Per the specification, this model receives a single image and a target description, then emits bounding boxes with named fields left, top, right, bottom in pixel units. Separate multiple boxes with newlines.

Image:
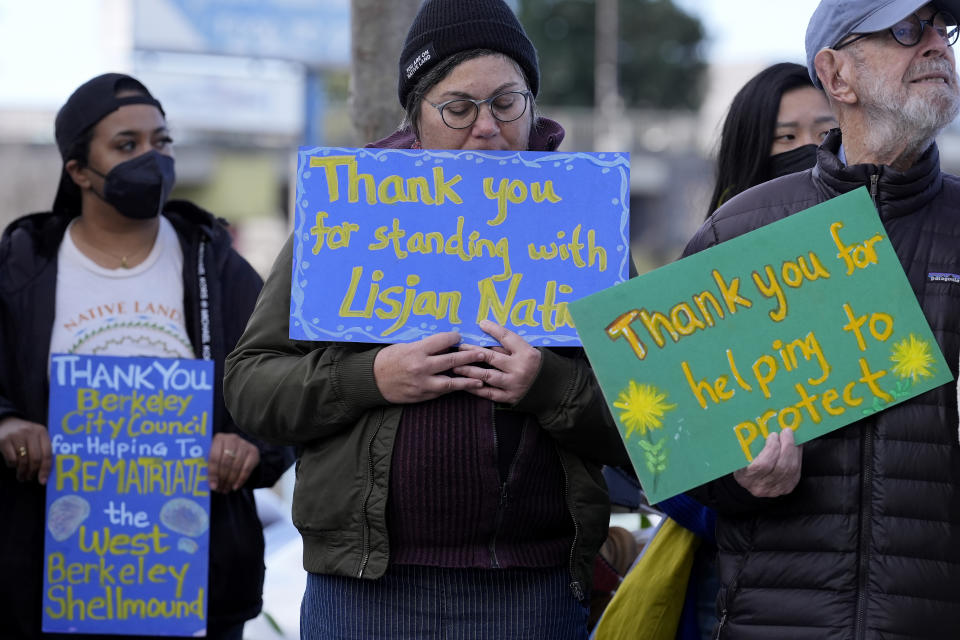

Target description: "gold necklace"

left=72, top=222, right=155, bottom=269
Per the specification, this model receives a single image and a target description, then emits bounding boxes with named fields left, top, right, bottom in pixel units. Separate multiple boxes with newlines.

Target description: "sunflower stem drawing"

left=613, top=381, right=677, bottom=490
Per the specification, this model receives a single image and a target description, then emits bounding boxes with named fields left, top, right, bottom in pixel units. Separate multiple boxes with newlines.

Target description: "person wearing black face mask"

left=84, top=148, right=176, bottom=220
left=706, top=62, right=837, bottom=217
left=0, top=73, right=295, bottom=639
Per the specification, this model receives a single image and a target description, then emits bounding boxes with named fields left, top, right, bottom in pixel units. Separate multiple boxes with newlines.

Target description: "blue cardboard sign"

left=290, top=147, right=631, bottom=345
left=42, top=354, right=214, bottom=637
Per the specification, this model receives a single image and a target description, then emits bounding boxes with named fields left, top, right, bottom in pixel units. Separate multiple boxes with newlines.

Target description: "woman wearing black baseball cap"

left=0, top=73, right=294, bottom=639
left=224, top=1, right=628, bottom=638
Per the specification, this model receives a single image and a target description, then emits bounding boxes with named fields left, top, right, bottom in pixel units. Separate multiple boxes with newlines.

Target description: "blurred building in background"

left=6, top=0, right=960, bottom=279
left=0, top=0, right=710, bottom=279
left=0, top=0, right=354, bottom=276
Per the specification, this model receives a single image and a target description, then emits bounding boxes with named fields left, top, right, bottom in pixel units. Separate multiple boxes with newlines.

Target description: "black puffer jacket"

left=684, top=129, right=960, bottom=639
left=0, top=201, right=295, bottom=638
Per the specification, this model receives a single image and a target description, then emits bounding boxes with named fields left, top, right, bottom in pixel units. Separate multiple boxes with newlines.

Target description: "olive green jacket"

left=223, top=234, right=629, bottom=599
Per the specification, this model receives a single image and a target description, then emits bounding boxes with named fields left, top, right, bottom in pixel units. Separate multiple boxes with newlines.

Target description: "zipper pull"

left=715, top=610, right=728, bottom=639
left=569, top=580, right=584, bottom=601
left=870, top=174, right=879, bottom=207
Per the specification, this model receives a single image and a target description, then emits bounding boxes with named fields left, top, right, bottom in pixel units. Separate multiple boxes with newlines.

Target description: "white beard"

left=855, top=56, right=960, bottom=158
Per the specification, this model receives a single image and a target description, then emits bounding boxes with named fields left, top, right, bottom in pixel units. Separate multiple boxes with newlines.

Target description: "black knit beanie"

left=398, top=0, right=540, bottom=108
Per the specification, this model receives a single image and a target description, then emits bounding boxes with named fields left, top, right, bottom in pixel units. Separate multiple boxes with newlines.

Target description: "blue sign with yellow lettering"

left=42, top=354, right=213, bottom=636
left=290, top=147, right=631, bottom=345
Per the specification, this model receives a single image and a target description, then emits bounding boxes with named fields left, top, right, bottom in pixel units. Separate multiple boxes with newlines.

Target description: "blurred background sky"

left=677, top=0, right=818, bottom=65
left=1, top=1, right=821, bottom=107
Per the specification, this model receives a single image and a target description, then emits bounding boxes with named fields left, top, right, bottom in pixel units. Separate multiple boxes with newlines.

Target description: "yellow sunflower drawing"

left=890, top=334, right=936, bottom=381
left=613, top=381, right=677, bottom=439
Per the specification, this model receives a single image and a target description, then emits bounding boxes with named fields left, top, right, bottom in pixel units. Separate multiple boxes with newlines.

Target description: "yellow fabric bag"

left=592, top=518, right=700, bottom=640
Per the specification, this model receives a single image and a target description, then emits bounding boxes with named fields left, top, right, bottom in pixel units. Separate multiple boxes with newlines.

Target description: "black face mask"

left=769, top=143, right=818, bottom=179
left=89, top=150, right=176, bottom=219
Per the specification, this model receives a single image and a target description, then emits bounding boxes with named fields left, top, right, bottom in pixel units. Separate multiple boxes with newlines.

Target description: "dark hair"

left=402, top=48, right=537, bottom=141
left=707, top=62, right=814, bottom=217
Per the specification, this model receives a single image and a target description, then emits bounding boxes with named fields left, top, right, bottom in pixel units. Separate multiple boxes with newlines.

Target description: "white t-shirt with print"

left=50, top=216, right=195, bottom=359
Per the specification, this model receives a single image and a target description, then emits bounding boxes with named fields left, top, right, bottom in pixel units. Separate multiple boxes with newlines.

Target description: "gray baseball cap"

left=805, top=0, right=960, bottom=87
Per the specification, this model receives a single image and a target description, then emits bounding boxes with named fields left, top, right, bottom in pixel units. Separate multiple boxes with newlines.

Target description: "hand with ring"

left=0, top=416, right=53, bottom=484
left=208, top=433, right=260, bottom=493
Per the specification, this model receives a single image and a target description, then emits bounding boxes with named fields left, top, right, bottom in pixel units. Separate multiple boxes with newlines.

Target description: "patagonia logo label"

left=928, top=272, right=960, bottom=284
left=405, top=45, right=434, bottom=80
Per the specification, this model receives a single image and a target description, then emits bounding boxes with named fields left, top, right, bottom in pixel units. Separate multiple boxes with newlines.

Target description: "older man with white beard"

left=682, top=1, right=960, bottom=638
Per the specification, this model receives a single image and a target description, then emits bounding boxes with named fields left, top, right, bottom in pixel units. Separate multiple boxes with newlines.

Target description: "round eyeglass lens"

left=490, top=92, right=528, bottom=122
left=441, top=101, right=478, bottom=128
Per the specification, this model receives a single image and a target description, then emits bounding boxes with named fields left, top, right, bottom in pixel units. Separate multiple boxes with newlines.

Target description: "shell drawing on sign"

left=47, top=495, right=91, bottom=542
left=159, top=498, right=209, bottom=537
left=178, top=537, right=199, bottom=554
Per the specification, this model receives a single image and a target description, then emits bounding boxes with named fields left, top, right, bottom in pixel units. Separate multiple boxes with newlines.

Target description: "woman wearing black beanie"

left=223, top=1, right=628, bottom=638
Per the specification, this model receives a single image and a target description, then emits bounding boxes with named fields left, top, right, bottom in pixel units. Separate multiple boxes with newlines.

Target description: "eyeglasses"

left=427, top=90, right=532, bottom=130
left=834, top=10, right=959, bottom=50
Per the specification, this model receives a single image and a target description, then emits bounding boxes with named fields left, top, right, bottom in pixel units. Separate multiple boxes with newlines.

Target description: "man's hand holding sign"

left=733, top=428, right=802, bottom=498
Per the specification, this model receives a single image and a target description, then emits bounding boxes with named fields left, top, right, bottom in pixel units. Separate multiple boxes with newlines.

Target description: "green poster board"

left=570, top=188, right=953, bottom=503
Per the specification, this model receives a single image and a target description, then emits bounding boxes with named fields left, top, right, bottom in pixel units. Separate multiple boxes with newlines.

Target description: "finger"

left=15, top=442, right=31, bottom=481
left=477, top=320, right=523, bottom=352
left=37, top=431, right=53, bottom=486
left=26, top=429, right=46, bottom=482
left=779, top=426, right=797, bottom=448
left=422, top=374, right=483, bottom=396
left=464, top=384, right=511, bottom=404
left=453, top=365, right=509, bottom=388
left=207, top=439, right=225, bottom=492
left=0, top=439, right=16, bottom=468
left=233, top=448, right=259, bottom=491
left=430, top=347, right=490, bottom=373
left=219, top=446, right=243, bottom=492
left=746, top=432, right=782, bottom=477
left=777, top=429, right=803, bottom=476
left=458, top=344, right=512, bottom=370
left=458, top=343, right=510, bottom=357
left=417, top=331, right=463, bottom=355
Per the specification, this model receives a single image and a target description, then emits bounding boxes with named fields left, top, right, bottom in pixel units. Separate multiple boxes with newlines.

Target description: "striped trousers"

left=301, top=565, right=588, bottom=640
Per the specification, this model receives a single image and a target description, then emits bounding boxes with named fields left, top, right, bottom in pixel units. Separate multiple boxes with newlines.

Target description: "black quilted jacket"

left=684, top=129, right=960, bottom=640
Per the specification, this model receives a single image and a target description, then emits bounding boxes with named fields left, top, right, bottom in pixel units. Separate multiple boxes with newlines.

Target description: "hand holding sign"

left=733, top=429, right=803, bottom=498
left=0, top=416, right=52, bottom=484
left=208, top=433, right=260, bottom=493
left=455, top=319, right=542, bottom=404
left=373, top=332, right=486, bottom=403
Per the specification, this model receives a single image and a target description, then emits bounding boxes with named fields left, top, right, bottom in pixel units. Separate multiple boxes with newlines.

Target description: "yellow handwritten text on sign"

left=292, top=148, right=630, bottom=344
left=569, top=188, right=953, bottom=503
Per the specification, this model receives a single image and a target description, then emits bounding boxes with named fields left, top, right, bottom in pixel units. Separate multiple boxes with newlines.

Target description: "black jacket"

left=684, top=130, right=960, bottom=639
left=0, top=201, right=295, bottom=638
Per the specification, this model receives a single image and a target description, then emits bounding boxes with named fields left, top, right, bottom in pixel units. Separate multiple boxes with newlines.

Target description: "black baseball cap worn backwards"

left=52, top=73, right=164, bottom=213
left=398, top=0, right=540, bottom=108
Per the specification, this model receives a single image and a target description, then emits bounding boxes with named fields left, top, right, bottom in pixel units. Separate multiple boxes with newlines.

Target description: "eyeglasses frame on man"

left=833, top=9, right=959, bottom=51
